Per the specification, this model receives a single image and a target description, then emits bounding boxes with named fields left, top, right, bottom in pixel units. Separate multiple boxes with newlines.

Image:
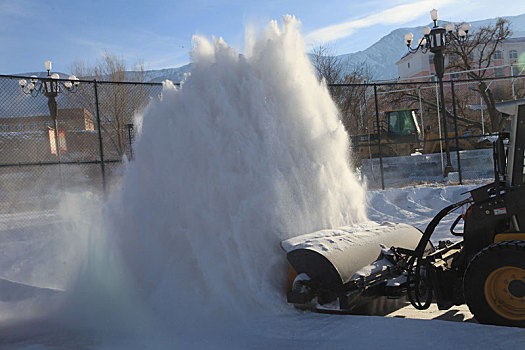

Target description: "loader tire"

left=464, top=240, right=525, bottom=327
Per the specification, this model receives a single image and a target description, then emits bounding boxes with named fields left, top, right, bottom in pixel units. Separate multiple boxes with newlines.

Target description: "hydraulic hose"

left=407, top=202, right=465, bottom=310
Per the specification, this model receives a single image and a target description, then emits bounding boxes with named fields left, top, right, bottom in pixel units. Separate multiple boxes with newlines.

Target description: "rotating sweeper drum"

left=281, top=222, right=424, bottom=315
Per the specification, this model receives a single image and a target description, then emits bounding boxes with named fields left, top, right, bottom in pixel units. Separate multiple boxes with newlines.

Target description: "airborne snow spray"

left=61, top=15, right=367, bottom=345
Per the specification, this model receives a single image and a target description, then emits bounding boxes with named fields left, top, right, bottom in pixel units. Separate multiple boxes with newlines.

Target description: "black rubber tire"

left=464, top=240, right=525, bottom=327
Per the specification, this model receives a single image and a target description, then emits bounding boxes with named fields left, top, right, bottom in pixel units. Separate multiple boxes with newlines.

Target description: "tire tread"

left=464, top=240, right=525, bottom=327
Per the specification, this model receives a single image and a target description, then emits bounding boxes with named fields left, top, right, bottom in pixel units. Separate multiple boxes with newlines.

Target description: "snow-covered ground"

left=1, top=16, right=525, bottom=349
left=2, top=185, right=525, bottom=349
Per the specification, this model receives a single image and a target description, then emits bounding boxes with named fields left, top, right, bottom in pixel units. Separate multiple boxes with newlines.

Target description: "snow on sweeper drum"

left=281, top=222, right=423, bottom=314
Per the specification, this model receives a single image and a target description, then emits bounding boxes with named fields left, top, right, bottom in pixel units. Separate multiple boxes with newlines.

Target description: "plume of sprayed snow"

left=113, top=14, right=366, bottom=326
left=55, top=192, right=153, bottom=332
left=57, top=15, right=367, bottom=339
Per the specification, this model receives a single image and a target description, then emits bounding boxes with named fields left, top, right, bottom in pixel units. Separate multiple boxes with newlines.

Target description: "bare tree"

left=334, top=65, right=374, bottom=135
left=311, top=45, right=373, bottom=135
left=386, top=19, right=512, bottom=134
left=311, top=45, right=345, bottom=86
left=445, top=18, right=512, bottom=132
left=70, top=52, right=150, bottom=157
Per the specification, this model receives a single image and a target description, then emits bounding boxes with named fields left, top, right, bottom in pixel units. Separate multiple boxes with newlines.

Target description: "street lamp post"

left=404, top=9, right=470, bottom=177
left=18, top=61, right=79, bottom=161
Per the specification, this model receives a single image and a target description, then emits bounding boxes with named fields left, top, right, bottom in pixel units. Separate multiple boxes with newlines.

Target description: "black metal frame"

left=404, top=16, right=470, bottom=176
left=5, top=71, right=166, bottom=191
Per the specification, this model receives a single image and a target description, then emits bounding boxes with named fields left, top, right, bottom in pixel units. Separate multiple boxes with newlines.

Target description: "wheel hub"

left=485, top=266, right=525, bottom=321
left=509, top=280, right=525, bottom=298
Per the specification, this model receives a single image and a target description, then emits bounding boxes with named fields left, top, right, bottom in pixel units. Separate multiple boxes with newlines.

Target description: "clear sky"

left=1, top=0, right=525, bottom=74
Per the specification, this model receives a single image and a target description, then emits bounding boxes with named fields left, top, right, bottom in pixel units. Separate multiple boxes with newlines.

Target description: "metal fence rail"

left=329, top=73, right=525, bottom=189
left=0, top=72, right=523, bottom=223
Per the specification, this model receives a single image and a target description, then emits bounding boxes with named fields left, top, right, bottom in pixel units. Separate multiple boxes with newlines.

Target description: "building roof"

left=502, top=37, right=525, bottom=44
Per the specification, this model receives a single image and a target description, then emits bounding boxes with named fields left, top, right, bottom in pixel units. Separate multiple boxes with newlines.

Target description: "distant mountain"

left=133, top=13, right=525, bottom=83
left=337, top=27, right=409, bottom=81
left=140, top=64, right=192, bottom=83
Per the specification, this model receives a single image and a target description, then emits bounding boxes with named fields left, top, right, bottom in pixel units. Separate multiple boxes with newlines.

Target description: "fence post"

left=126, top=123, right=134, bottom=160
left=373, top=84, right=385, bottom=190
left=450, top=80, right=463, bottom=184
left=93, top=80, right=106, bottom=193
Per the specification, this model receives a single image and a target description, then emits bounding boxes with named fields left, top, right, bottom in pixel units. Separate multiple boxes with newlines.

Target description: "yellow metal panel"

left=494, top=233, right=525, bottom=243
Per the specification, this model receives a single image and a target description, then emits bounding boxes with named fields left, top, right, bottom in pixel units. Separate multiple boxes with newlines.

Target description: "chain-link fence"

left=0, top=74, right=163, bottom=221
left=1, top=72, right=524, bottom=225
left=330, top=73, right=525, bottom=189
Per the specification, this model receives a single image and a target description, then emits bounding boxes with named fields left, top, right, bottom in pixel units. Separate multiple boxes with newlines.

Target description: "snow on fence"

left=360, top=148, right=494, bottom=189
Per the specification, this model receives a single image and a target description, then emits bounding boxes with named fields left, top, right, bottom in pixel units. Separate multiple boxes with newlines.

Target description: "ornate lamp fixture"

left=404, top=9, right=470, bottom=177
left=18, top=61, right=80, bottom=118
left=18, top=61, right=80, bottom=159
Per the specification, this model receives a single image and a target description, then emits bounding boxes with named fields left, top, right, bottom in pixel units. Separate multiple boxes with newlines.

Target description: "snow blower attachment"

left=281, top=222, right=424, bottom=315
left=282, top=99, right=525, bottom=327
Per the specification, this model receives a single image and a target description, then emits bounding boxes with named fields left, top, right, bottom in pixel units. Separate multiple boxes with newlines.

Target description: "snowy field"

left=1, top=16, right=525, bottom=349
left=2, top=185, right=525, bottom=349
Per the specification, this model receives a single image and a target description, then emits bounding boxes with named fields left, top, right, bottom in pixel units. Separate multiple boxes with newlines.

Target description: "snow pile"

left=64, top=15, right=366, bottom=339
left=367, top=185, right=475, bottom=242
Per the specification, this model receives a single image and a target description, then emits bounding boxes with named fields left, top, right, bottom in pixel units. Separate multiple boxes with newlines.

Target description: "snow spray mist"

left=64, top=15, right=367, bottom=341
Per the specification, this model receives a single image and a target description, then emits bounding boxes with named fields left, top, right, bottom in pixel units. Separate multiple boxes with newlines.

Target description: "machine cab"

left=386, top=109, right=421, bottom=138
left=495, top=99, right=525, bottom=187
